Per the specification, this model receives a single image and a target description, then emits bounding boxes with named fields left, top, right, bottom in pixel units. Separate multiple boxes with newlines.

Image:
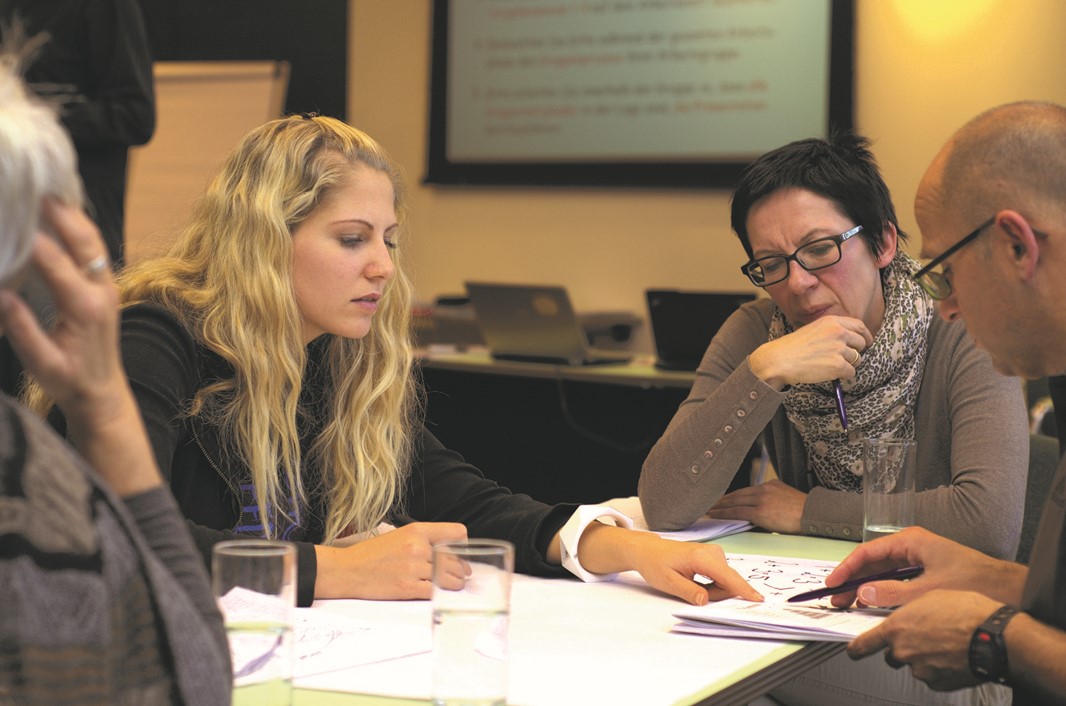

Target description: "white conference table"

left=258, top=531, right=856, bottom=706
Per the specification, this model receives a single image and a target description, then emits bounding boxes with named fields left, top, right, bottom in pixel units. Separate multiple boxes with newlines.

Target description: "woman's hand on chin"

left=749, top=315, right=872, bottom=390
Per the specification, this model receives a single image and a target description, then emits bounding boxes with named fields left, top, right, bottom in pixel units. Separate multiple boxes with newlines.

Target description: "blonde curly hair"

left=118, top=115, right=416, bottom=542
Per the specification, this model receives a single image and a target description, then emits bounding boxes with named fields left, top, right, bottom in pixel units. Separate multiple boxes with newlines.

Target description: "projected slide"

left=427, top=0, right=852, bottom=187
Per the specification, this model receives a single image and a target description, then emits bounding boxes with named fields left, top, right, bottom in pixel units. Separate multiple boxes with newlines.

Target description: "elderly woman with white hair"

left=0, top=39, right=230, bottom=705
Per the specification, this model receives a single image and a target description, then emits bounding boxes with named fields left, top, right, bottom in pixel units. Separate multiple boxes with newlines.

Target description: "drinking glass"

left=212, top=540, right=296, bottom=706
left=862, top=438, right=917, bottom=542
left=431, top=539, right=514, bottom=706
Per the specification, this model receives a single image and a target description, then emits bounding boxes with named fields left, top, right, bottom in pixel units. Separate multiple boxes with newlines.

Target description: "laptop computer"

left=465, top=282, right=632, bottom=366
left=646, top=289, right=757, bottom=371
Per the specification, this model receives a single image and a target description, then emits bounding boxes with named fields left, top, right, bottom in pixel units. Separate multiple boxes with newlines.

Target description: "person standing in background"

left=0, top=0, right=155, bottom=397
left=0, top=0, right=155, bottom=267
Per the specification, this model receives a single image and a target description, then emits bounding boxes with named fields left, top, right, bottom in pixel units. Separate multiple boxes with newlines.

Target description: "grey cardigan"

left=0, top=396, right=231, bottom=705
left=638, top=299, right=1028, bottom=559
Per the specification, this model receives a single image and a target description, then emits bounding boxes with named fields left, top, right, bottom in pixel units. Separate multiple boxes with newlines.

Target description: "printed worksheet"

left=723, top=553, right=836, bottom=599
left=674, top=554, right=890, bottom=642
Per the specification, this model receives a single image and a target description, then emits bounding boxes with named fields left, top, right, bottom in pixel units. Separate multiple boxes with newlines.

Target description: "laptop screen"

left=466, top=282, right=630, bottom=366
left=646, top=290, right=757, bottom=371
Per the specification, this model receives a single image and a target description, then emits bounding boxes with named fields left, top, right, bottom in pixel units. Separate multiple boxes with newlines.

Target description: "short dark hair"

left=729, top=133, right=906, bottom=260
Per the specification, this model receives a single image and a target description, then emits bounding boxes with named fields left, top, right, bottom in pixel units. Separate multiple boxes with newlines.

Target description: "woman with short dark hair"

left=641, top=133, right=1027, bottom=560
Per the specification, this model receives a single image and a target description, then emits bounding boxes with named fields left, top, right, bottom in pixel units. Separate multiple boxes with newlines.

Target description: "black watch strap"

left=969, top=604, right=1020, bottom=684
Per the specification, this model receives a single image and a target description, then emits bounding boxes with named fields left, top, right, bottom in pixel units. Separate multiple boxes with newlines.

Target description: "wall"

left=349, top=0, right=1066, bottom=352
left=126, top=62, right=289, bottom=262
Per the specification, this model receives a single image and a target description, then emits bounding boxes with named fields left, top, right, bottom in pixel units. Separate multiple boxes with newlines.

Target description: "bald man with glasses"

left=827, top=101, right=1066, bottom=705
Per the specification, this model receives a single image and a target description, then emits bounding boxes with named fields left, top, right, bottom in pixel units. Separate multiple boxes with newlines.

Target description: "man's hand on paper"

left=823, top=527, right=1025, bottom=610
left=819, top=527, right=1035, bottom=690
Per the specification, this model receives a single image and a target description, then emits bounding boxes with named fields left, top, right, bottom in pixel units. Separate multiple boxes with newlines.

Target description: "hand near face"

left=847, top=589, right=1002, bottom=691
left=0, top=201, right=169, bottom=497
left=0, top=201, right=123, bottom=425
left=706, top=479, right=806, bottom=534
left=748, top=315, right=873, bottom=391
left=313, top=522, right=468, bottom=600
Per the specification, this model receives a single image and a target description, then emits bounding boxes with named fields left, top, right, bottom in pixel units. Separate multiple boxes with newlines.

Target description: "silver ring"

left=84, top=255, right=109, bottom=278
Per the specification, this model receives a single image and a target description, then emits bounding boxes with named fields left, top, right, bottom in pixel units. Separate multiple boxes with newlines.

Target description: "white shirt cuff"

left=558, top=504, right=635, bottom=582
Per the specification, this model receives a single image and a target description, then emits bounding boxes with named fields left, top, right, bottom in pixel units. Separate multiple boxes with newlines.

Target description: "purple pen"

left=833, top=379, right=848, bottom=431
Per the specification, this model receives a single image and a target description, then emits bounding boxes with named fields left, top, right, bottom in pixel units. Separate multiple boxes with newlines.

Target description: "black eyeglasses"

left=912, top=217, right=995, bottom=300
left=740, top=225, right=863, bottom=287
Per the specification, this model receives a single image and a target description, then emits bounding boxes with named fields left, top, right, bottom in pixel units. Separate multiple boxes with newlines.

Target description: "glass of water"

left=431, top=539, right=515, bottom=706
left=212, top=540, right=297, bottom=706
left=862, top=438, right=917, bottom=542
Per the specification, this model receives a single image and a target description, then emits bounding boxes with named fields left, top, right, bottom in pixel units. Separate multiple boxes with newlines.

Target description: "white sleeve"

left=557, top=504, right=635, bottom=582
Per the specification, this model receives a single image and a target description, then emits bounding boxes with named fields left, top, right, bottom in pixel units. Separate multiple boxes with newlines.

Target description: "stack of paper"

left=604, top=496, right=752, bottom=541
left=674, top=598, right=890, bottom=642
left=670, top=553, right=891, bottom=642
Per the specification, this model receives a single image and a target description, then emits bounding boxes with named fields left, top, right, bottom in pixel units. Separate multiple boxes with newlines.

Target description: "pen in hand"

left=787, top=565, right=924, bottom=603
left=833, top=379, right=848, bottom=431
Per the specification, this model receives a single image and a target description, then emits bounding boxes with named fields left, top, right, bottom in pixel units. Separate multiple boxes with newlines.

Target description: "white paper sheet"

left=292, top=608, right=431, bottom=679
left=720, top=553, right=837, bottom=599
left=675, top=597, right=889, bottom=642
left=605, top=495, right=752, bottom=541
left=674, top=554, right=890, bottom=642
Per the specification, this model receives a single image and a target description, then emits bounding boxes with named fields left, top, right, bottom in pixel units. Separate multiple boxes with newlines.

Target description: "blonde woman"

left=39, top=114, right=762, bottom=607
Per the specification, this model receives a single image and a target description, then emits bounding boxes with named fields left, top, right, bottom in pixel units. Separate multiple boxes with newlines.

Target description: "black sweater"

left=55, top=303, right=574, bottom=606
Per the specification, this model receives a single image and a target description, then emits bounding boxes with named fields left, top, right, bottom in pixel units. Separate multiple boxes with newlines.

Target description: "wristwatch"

left=969, top=604, right=1020, bottom=684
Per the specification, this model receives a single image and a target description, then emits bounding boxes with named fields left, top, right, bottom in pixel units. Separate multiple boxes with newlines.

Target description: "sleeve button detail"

left=703, top=450, right=713, bottom=458
left=691, top=465, right=699, bottom=474
left=842, top=528, right=851, bottom=536
left=736, top=409, right=746, bottom=418
left=749, top=391, right=758, bottom=400
left=714, top=438, right=723, bottom=447
left=724, top=425, right=733, bottom=433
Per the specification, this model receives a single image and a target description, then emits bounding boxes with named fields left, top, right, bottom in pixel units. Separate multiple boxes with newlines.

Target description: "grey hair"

left=0, top=37, right=84, bottom=287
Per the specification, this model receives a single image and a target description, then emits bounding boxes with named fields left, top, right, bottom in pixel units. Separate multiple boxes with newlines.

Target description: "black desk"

left=418, top=351, right=752, bottom=505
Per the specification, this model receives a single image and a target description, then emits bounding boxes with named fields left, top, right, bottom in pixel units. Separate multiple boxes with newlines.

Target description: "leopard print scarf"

left=768, top=251, right=934, bottom=492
